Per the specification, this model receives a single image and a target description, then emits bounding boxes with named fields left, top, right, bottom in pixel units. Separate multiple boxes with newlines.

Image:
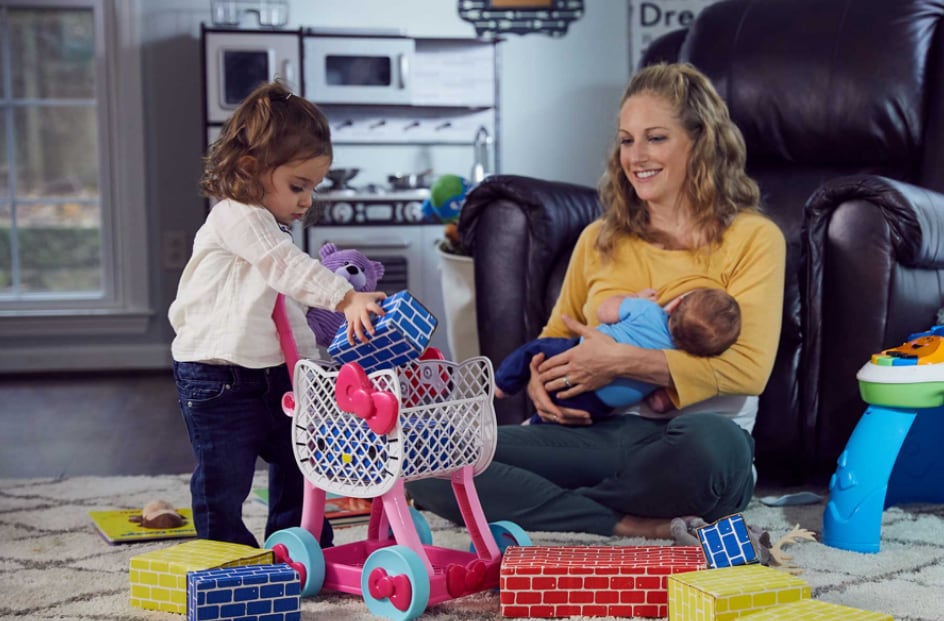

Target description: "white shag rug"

left=1, top=472, right=943, bottom=621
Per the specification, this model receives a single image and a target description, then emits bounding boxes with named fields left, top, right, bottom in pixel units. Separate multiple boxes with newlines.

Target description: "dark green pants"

left=406, top=413, right=755, bottom=536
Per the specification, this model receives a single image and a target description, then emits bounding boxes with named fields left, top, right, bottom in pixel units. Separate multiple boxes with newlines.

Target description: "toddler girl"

left=169, top=80, right=385, bottom=548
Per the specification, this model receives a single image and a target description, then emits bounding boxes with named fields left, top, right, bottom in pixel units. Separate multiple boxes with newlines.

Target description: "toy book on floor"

left=89, top=507, right=196, bottom=544
left=252, top=487, right=372, bottom=527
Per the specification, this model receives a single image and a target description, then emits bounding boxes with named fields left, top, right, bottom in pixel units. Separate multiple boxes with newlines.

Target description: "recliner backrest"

left=679, top=0, right=944, bottom=192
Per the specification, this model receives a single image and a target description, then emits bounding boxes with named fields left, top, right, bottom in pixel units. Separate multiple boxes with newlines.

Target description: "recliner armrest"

left=461, top=175, right=604, bottom=266
left=459, top=175, right=603, bottom=333
left=458, top=175, right=602, bottom=424
left=802, top=175, right=944, bottom=466
left=806, top=175, right=944, bottom=268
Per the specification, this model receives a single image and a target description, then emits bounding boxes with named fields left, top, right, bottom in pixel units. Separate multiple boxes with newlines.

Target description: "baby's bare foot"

left=645, top=389, right=675, bottom=413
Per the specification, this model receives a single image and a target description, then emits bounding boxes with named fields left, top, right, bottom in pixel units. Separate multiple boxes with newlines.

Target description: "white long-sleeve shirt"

left=169, top=199, right=353, bottom=368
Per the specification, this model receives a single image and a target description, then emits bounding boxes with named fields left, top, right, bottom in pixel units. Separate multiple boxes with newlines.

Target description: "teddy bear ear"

left=319, top=242, right=337, bottom=260
left=371, top=259, right=385, bottom=281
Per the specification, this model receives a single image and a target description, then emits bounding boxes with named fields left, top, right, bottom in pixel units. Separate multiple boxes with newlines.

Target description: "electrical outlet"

left=162, top=230, right=190, bottom=270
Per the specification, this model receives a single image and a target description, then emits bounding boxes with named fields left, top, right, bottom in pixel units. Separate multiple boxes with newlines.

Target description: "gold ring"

left=563, top=376, right=572, bottom=389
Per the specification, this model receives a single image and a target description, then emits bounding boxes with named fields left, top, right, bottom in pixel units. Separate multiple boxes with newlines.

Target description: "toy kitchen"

left=201, top=21, right=500, bottom=359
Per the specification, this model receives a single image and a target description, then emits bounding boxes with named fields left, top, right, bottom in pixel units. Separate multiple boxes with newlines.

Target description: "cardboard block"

left=187, top=564, right=301, bottom=621
left=739, top=598, right=893, bottom=620
left=668, top=564, right=810, bottom=621
left=696, top=513, right=758, bottom=568
left=500, top=545, right=705, bottom=618
left=329, top=290, right=438, bottom=373
left=130, top=539, right=273, bottom=614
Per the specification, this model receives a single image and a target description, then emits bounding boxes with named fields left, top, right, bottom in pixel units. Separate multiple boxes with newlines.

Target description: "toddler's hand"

left=338, top=290, right=386, bottom=345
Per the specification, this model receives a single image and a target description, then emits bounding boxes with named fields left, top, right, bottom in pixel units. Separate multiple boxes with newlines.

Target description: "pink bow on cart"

left=335, top=363, right=399, bottom=435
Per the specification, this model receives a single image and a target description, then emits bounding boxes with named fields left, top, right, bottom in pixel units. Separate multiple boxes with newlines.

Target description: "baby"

left=494, top=287, right=741, bottom=423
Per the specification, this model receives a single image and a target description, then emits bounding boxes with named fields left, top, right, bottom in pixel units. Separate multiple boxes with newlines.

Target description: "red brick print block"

left=499, top=546, right=706, bottom=618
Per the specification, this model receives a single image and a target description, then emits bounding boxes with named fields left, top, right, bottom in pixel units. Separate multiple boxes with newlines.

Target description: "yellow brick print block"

left=129, top=539, right=273, bottom=613
left=739, top=598, right=894, bottom=620
left=668, top=564, right=810, bottom=621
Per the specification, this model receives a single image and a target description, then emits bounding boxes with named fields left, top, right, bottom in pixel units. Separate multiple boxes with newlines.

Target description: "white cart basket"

left=289, top=356, right=498, bottom=499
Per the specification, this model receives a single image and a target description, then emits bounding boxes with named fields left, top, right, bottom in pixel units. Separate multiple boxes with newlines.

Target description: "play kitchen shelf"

left=308, top=34, right=499, bottom=148
left=202, top=25, right=501, bottom=147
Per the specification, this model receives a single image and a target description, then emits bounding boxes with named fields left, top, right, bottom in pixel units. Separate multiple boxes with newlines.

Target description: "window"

left=0, top=0, right=149, bottom=334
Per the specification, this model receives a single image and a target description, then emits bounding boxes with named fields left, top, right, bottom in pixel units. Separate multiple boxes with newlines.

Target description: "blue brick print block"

left=328, top=290, right=438, bottom=373
left=696, top=513, right=757, bottom=569
left=188, top=564, right=300, bottom=621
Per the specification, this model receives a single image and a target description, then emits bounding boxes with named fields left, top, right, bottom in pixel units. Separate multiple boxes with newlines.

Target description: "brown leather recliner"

left=458, top=0, right=944, bottom=483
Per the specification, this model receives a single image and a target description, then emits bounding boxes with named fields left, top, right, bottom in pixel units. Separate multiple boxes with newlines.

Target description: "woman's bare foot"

left=614, top=514, right=706, bottom=543
left=613, top=515, right=675, bottom=540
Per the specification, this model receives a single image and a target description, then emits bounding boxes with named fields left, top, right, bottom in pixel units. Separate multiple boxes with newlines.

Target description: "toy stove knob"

left=330, top=202, right=355, bottom=224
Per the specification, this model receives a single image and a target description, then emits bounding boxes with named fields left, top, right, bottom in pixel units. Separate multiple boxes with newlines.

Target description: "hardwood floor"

left=0, top=370, right=195, bottom=478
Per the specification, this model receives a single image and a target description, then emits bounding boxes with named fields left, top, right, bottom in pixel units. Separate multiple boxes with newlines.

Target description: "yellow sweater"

left=540, top=212, right=786, bottom=408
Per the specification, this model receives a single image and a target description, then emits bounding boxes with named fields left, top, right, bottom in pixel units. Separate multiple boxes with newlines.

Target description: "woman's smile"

left=634, top=168, right=661, bottom=180
left=619, top=92, right=692, bottom=211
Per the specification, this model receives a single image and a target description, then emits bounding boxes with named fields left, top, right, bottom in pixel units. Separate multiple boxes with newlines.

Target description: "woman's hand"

left=543, top=314, right=674, bottom=394
left=337, top=290, right=387, bottom=344
left=525, top=353, right=592, bottom=425
left=537, top=315, right=621, bottom=397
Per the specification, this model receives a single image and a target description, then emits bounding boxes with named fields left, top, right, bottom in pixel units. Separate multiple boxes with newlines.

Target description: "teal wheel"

left=389, top=506, right=433, bottom=545
left=361, top=545, right=430, bottom=621
left=473, top=520, right=532, bottom=554
left=264, top=526, right=325, bottom=597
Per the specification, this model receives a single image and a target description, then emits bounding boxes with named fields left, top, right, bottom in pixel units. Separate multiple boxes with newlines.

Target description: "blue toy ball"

left=428, top=174, right=468, bottom=224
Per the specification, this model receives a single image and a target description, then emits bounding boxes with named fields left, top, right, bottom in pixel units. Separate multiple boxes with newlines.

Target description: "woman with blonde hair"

left=409, top=62, right=785, bottom=540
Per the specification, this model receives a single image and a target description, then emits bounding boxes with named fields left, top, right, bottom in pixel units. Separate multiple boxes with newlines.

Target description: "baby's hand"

left=597, top=294, right=630, bottom=324
left=337, top=290, right=386, bottom=345
left=637, top=288, right=658, bottom=301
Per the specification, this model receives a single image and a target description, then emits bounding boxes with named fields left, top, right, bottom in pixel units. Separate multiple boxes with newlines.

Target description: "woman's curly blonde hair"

left=200, top=80, right=332, bottom=204
left=596, top=63, right=759, bottom=257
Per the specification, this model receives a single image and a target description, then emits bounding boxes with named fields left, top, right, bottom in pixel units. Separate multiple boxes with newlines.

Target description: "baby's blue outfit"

left=495, top=297, right=674, bottom=418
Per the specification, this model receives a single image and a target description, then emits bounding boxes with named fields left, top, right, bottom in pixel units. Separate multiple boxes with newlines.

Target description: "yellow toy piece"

left=871, top=333, right=944, bottom=366
left=129, top=539, right=273, bottom=613
left=668, top=564, right=810, bottom=621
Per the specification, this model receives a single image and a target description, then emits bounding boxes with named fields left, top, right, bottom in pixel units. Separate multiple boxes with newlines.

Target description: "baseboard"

left=0, top=343, right=173, bottom=373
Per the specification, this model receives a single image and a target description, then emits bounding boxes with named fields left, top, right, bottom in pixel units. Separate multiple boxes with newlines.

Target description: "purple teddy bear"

left=306, top=242, right=385, bottom=347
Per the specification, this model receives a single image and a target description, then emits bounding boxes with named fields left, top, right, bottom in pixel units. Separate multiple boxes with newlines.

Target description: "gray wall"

left=4, top=0, right=632, bottom=371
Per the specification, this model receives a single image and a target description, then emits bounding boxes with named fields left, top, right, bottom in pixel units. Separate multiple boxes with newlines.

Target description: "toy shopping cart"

left=267, top=295, right=531, bottom=621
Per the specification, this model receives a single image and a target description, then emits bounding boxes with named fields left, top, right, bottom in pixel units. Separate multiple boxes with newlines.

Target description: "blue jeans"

left=174, top=361, right=333, bottom=548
